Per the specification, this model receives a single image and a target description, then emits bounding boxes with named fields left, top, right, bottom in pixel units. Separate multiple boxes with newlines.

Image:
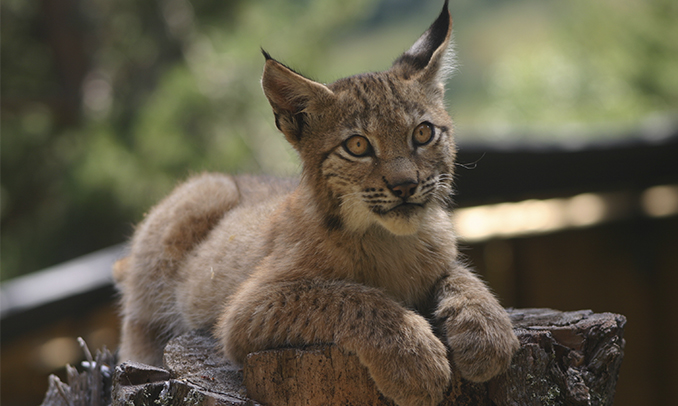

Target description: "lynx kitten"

left=114, top=2, right=519, bottom=405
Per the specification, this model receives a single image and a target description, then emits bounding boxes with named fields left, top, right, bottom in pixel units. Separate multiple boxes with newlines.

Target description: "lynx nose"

left=389, top=181, right=418, bottom=200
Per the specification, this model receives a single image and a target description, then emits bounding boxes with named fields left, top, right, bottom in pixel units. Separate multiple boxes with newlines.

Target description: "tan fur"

left=115, top=3, right=519, bottom=405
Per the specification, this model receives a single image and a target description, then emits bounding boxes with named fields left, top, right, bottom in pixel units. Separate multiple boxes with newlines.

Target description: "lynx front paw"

left=446, top=306, right=519, bottom=383
left=354, top=313, right=451, bottom=406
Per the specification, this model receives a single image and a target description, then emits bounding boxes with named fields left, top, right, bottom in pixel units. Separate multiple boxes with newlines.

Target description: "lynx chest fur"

left=115, top=2, right=518, bottom=406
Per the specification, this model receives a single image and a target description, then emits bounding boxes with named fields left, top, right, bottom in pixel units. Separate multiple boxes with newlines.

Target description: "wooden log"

left=112, top=334, right=255, bottom=406
left=105, top=308, right=625, bottom=406
left=486, top=309, right=626, bottom=406
left=244, top=345, right=393, bottom=405
left=244, top=308, right=627, bottom=406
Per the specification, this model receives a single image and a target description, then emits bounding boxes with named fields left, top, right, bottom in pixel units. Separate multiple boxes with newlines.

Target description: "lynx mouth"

left=376, top=202, right=424, bottom=216
left=371, top=202, right=426, bottom=236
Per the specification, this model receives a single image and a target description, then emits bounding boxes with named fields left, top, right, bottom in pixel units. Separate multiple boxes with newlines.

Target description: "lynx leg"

left=215, top=278, right=451, bottom=406
left=434, top=264, right=519, bottom=382
left=160, top=173, right=241, bottom=260
left=117, top=173, right=241, bottom=365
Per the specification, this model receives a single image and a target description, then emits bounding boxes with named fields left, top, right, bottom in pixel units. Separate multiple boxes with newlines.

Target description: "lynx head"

left=262, top=1, right=457, bottom=236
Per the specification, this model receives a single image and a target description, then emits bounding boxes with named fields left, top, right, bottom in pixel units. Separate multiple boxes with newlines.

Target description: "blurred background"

left=1, top=0, right=677, bottom=404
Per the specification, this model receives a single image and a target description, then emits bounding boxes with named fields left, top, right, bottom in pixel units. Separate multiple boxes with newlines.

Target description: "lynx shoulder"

left=115, top=2, right=518, bottom=405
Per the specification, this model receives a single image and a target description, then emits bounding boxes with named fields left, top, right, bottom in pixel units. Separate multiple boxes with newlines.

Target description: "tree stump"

left=107, top=308, right=625, bottom=406
left=112, top=333, right=254, bottom=406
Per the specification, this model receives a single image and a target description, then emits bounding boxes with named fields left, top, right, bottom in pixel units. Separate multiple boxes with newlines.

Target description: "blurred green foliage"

left=460, top=0, right=678, bottom=139
left=1, top=0, right=676, bottom=280
left=1, top=0, right=378, bottom=279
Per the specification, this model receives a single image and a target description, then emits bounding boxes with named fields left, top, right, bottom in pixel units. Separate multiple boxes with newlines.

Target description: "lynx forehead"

left=115, top=2, right=519, bottom=406
left=329, top=72, right=450, bottom=135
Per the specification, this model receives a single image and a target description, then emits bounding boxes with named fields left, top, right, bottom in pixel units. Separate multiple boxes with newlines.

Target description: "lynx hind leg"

left=216, top=278, right=451, bottom=406
left=160, top=173, right=241, bottom=260
left=117, top=173, right=240, bottom=365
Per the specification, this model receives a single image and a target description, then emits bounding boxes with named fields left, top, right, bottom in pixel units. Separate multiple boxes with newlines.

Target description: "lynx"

left=114, top=2, right=519, bottom=405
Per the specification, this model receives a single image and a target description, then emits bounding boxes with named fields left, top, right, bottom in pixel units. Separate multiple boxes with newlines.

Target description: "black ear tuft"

left=261, top=48, right=273, bottom=61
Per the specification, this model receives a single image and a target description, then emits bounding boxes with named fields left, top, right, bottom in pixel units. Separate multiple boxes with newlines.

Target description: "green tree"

left=1, top=0, right=377, bottom=280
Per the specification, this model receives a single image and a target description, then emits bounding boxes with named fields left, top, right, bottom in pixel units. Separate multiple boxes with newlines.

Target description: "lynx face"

left=319, top=73, right=457, bottom=235
left=262, top=6, right=457, bottom=236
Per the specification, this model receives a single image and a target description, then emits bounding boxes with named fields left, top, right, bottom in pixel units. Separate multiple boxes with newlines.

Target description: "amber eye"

left=413, top=122, right=434, bottom=146
left=343, top=135, right=371, bottom=157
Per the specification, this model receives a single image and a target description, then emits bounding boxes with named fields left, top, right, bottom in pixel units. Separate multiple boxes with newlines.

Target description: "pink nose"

left=389, top=182, right=418, bottom=200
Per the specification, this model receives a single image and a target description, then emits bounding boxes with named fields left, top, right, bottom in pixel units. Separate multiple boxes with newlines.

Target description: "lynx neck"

left=274, top=185, right=458, bottom=307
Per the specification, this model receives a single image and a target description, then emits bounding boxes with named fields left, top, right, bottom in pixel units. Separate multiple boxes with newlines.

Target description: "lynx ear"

left=261, top=51, right=334, bottom=147
left=391, top=0, right=454, bottom=99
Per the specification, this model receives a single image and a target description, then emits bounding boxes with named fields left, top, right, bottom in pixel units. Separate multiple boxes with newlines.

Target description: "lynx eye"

left=343, top=135, right=371, bottom=157
left=413, top=122, right=434, bottom=146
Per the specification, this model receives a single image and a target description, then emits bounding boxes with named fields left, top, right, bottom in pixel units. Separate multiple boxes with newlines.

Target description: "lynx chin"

left=114, top=1, right=519, bottom=405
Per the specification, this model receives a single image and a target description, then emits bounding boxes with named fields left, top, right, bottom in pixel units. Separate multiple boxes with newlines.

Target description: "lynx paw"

left=358, top=313, right=451, bottom=406
left=446, top=306, right=519, bottom=382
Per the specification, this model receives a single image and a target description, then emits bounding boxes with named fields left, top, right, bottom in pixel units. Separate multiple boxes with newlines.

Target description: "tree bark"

left=47, top=308, right=623, bottom=406
left=112, top=334, right=254, bottom=406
